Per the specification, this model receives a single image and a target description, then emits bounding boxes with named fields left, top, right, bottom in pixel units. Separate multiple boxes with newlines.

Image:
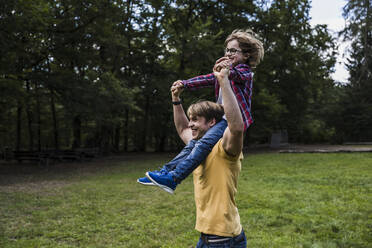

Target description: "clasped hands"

left=171, top=57, right=231, bottom=97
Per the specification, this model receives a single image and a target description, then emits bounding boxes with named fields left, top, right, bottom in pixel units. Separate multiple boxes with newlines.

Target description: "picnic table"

left=12, top=148, right=100, bottom=165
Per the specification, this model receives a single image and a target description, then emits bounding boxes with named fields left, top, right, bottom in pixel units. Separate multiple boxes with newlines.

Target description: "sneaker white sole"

left=136, top=179, right=155, bottom=186
left=145, top=172, right=174, bottom=194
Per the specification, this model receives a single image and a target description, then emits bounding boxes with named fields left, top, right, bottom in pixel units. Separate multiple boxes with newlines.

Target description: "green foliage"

left=0, top=0, right=361, bottom=152
left=250, top=88, right=287, bottom=142
left=0, top=152, right=371, bottom=247
left=253, top=0, right=337, bottom=143
left=337, top=0, right=372, bottom=141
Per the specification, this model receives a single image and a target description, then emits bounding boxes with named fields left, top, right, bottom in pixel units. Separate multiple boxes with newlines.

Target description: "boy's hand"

left=171, top=80, right=184, bottom=100
left=213, top=57, right=231, bottom=72
left=172, top=80, right=184, bottom=89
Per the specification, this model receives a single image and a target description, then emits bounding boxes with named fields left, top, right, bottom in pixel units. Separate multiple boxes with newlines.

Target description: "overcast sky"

left=309, top=0, right=349, bottom=83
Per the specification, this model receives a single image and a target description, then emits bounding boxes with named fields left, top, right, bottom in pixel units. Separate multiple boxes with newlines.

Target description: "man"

left=148, top=62, right=247, bottom=247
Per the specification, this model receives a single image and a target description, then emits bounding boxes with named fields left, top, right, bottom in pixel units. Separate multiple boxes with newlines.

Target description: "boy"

left=138, top=29, right=264, bottom=194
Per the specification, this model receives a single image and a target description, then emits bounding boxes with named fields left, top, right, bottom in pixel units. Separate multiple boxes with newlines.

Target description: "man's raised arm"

left=213, top=64, right=244, bottom=156
left=171, top=81, right=192, bottom=145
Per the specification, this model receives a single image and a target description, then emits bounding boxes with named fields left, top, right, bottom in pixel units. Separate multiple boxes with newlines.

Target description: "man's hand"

left=171, top=80, right=184, bottom=100
left=213, top=60, right=230, bottom=85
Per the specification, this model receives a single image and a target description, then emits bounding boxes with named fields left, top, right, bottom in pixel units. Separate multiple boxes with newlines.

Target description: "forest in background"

left=0, top=0, right=371, bottom=153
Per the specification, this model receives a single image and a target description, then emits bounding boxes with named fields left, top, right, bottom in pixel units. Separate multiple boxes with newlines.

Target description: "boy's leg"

left=137, top=140, right=196, bottom=185
left=146, top=119, right=227, bottom=193
left=161, top=139, right=197, bottom=172
left=170, top=119, right=227, bottom=182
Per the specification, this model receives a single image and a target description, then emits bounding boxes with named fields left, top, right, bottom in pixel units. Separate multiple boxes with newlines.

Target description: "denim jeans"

left=161, top=139, right=197, bottom=172
left=196, top=230, right=247, bottom=248
left=163, top=119, right=227, bottom=183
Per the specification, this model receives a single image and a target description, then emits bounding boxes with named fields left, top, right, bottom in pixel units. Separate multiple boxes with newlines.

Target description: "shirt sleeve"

left=228, top=64, right=252, bottom=86
left=218, top=139, right=244, bottom=162
left=182, top=73, right=216, bottom=90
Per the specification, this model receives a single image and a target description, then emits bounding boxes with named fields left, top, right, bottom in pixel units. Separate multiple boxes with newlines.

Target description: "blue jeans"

left=161, top=119, right=228, bottom=183
left=196, top=230, right=247, bottom=248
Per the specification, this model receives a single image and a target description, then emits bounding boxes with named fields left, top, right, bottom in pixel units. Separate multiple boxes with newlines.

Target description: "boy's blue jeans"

left=162, top=119, right=228, bottom=183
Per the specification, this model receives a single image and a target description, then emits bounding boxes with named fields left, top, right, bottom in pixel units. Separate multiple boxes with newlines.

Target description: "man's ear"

left=208, top=118, right=217, bottom=128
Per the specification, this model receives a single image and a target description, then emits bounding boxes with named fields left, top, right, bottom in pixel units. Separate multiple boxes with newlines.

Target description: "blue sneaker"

left=137, top=176, right=155, bottom=186
left=153, top=168, right=168, bottom=175
left=137, top=168, right=168, bottom=186
left=146, top=171, right=177, bottom=194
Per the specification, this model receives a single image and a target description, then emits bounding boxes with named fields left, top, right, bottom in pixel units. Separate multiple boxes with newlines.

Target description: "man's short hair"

left=225, top=29, right=264, bottom=68
left=187, top=101, right=224, bottom=123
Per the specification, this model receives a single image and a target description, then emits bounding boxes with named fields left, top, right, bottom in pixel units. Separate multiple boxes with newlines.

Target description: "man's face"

left=188, top=115, right=214, bottom=140
left=225, top=39, right=249, bottom=66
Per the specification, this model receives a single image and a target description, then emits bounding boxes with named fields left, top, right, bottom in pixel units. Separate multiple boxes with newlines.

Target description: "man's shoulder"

left=208, top=138, right=242, bottom=162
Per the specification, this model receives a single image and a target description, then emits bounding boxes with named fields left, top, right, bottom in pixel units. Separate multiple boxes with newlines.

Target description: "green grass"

left=0, top=152, right=371, bottom=247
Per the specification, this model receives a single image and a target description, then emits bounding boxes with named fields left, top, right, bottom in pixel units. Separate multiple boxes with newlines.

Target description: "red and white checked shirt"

left=182, top=64, right=253, bottom=130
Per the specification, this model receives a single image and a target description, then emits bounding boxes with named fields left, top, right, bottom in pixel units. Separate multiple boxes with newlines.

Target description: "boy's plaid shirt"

left=182, top=64, right=253, bottom=131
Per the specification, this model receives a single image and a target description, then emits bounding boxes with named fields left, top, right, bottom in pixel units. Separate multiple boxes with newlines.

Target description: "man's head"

left=187, top=101, right=224, bottom=140
left=224, top=29, right=264, bottom=68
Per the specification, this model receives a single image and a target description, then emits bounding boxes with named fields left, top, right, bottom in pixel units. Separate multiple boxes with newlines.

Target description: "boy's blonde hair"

left=225, top=29, right=264, bottom=68
left=187, top=101, right=224, bottom=123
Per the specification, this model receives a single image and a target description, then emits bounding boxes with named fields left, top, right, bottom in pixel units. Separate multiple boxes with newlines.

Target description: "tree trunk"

left=123, top=108, right=129, bottom=152
left=155, top=113, right=171, bottom=152
left=25, top=81, right=34, bottom=151
left=156, top=133, right=167, bottom=152
left=100, top=124, right=110, bottom=155
left=16, top=101, right=22, bottom=151
left=140, top=95, right=150, bottom=151
left=114, top=123, right=120, bottom=152
left=50, top=89, right=59, bottom=150
left=35, top=83, right=42, bottom=152
left=72, top=115, right=81, bottom=149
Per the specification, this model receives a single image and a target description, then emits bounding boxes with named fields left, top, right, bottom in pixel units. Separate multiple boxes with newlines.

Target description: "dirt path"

left=277, top=144, right=372, bottom=153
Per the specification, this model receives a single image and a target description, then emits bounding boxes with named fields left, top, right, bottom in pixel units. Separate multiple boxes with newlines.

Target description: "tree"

left=338, top=0, right=372, bottom=141
left=0, top=0, right=52, bottom=151
left=252, top=0, right=337, bottom=143
left=0, top=0, right=349, bottom=154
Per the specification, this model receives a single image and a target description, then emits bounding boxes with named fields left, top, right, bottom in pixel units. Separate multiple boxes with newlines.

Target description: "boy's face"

left=188, top=115, right=215, bottom=140
left=225, top=39, right=249, bottom=66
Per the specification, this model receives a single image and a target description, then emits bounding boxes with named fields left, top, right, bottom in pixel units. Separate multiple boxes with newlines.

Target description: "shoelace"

left=153, top=169, right=167, bottom=175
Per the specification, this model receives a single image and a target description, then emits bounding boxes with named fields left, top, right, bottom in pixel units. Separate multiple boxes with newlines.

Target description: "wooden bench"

left=49, top=150, right=82, bottom=162
left=13, top=151, right=48, bottom=164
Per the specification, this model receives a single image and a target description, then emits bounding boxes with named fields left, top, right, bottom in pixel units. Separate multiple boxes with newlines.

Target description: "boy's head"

left=187, top=101, right=224, bottom=140
left=224, top=29, right=264, bottom=68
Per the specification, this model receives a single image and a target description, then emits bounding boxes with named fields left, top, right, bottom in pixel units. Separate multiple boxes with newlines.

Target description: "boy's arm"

left=171, top=82, right=192, bottom=145
left=213, top=65, right=244, bottom=156
left=215, top=58, right=253, bottom=86
left=181, top=73, right=216, bottom=90
left=228, top=64, right=253, bottom=85
left=181, top=60, right=252, bottom=90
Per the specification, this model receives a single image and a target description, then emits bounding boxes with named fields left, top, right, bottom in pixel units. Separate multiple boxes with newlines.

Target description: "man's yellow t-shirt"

left=193, top=139, right=243, bottom=237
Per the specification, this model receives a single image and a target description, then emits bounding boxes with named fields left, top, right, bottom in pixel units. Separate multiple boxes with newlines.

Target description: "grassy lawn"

left=0, top=152, right=371, bottom=248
